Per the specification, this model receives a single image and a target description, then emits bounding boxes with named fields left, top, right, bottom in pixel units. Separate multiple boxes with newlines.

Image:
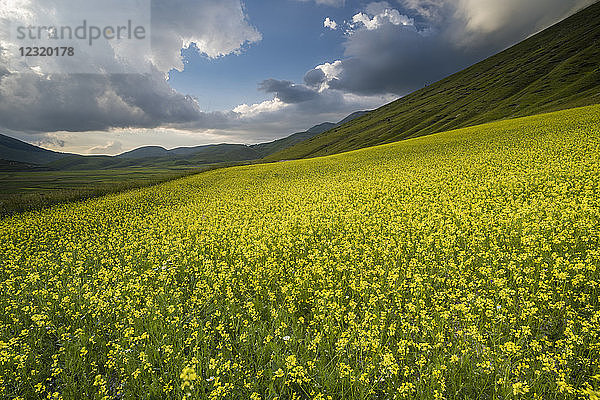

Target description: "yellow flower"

left=582, top=385, right=600, bottom=400
left=180, top=366, right=197, bottom=382
left=513, top=382, right=530, bottom=396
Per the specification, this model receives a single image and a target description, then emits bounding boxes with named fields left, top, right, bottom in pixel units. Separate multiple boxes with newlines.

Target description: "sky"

left=0, top=0, right=595, bottom=155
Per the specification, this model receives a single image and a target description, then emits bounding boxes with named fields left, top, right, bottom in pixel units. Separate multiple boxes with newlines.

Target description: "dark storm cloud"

left=325, top=24, right=469, bottom=95
left=303, top=68, right=326, bottom=87
left=259, top=79, right=319, bottom=103
left=0, top=70, right=233, bottom=132
left=302, top=0, right=596, bottom=97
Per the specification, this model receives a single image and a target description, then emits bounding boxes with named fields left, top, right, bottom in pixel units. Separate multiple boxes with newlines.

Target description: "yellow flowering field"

left=1, top=105, right=599, bottom=399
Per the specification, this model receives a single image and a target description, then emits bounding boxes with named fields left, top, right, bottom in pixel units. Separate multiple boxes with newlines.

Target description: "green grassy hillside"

left=266, top=1, right=600, bottom=161
left=252, top=112, right=369, bottom=157
left=0, top=133, right=71, bottom=164
left=118, top=146, right=172, bottom=159
left=1, top=105, right=598, bottom=399
left=251, top=123, right=336, bottom=157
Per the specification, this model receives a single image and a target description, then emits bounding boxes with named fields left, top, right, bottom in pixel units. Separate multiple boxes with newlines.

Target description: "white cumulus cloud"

left=350, top=2, right=414, bottom=31
left=151, top=0, right=262, bottom=73
left=324, top=17, right=338, bottom=30
left=399, top=0, right=596, bottom=45
left=88, top=140, right=123, bottom=155
left=233, top=99, right=288, bottom=118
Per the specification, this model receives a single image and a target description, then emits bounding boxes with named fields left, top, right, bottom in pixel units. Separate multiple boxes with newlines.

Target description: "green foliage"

left=265, top=2, right=600, bottom=161
left=1, top=105, right=599, bottom=399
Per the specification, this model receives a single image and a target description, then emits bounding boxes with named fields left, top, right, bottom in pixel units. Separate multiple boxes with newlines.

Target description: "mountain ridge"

left=0, top=111, right=370, bottom=170
left=0, top=133, right=72, bottom=165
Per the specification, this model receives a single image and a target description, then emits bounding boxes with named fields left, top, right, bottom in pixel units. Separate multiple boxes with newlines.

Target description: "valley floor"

left=0, top=167, right=204, bottom=217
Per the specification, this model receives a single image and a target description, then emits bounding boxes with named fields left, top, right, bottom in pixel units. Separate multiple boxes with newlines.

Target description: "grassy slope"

left=1, top=105, right=599, bottom=398
left=266, top=2, right=600, bottom=161
left=251, top=123, right=336, bottom=157
left=0, top=133, right=71, bottom=164
left=251, top=113, right=370, bottom=157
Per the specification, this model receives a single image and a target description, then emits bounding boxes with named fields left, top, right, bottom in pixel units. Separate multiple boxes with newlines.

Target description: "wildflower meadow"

left=1, top=105, right=599, bottom=399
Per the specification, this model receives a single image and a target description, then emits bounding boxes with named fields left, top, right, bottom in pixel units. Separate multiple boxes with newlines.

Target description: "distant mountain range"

left=250, top=111, right=368, bottom=158
left=0, top=111, right=369, bottom=171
